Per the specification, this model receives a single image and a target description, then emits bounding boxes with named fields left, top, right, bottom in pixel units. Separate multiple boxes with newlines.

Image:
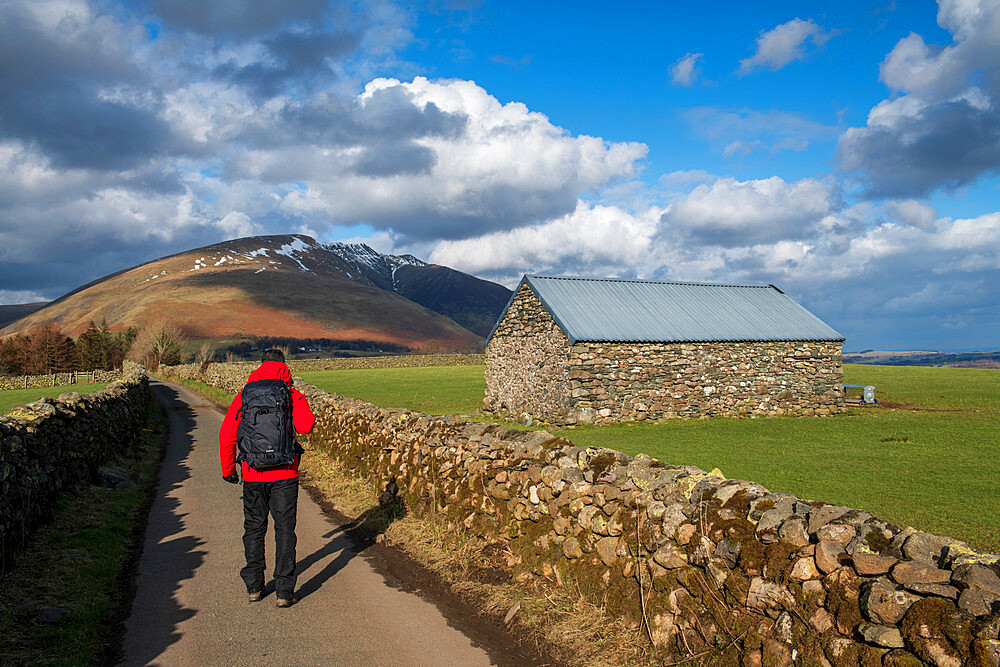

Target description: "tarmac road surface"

left=120, top=380, right=497, bottom=666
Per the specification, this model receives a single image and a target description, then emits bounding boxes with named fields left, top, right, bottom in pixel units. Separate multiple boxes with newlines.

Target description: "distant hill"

left=1, top=235, right=511, bottom=352
left=844, top=349, right=1000, bottom=368
left=0, top=302, right=48, bottom=329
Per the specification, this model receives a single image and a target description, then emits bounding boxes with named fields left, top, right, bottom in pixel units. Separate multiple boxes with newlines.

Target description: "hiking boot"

left=248, top=591, right=263, bottom=603
left=275, top=595, right=297, bottom=608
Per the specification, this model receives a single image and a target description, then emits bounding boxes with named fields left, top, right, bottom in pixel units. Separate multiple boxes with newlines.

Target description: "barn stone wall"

left=484, top=284, right=571, bottom=420
left=485, top=286, right=845, bottom=425
left=566, top=340, right=844, bottom=425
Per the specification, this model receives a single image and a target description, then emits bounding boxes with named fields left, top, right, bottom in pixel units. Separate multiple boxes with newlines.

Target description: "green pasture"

left=297, top=366, right=486, bottom=416
left=0, top=383, right=107, bottom=415
left=295, top=363, right=999, bottom=550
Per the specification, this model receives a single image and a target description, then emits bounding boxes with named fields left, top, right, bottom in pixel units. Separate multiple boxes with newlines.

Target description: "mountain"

left=1, top=235, right=509, bottom=352
left=0, top=302, right=48, bottom=329
left=326, top=242, right=512, bottom=336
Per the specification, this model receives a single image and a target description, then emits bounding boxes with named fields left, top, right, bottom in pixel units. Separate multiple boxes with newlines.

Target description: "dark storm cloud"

left=354, top=143, right=436, bottom=176
left=838, top=97, right=1000, bottom=197
left=148, top=0, right=327, bottom=36
left=241, top=84, right=468, bottom=151
left=1, top=88, right=171, bottom=170
left=213, top=29, right=363, bottom=98
left=0, top=1, right=172, bottom=170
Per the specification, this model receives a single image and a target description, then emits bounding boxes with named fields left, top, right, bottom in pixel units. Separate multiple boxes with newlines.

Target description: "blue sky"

left=0, top=0, right=998, bottom=351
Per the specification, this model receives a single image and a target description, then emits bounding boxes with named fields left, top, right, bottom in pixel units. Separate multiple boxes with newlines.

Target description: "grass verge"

left=0, top=391, right=166, bottom=665
left=0, top=382, right=107, bottom=415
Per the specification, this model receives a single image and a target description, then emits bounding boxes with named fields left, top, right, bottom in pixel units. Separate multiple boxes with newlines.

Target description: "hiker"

left=219, top=348, right=315, bottom=608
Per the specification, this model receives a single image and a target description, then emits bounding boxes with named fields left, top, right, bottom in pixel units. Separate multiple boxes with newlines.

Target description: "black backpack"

left=236, top=379, right=301, bottom=471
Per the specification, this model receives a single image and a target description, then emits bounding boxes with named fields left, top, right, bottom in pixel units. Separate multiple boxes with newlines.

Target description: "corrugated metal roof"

left=490, top=275, right=843, bottom=344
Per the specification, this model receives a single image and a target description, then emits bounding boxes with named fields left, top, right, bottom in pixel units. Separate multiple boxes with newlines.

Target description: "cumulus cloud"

left=738, top=18, right=832, bottom=75
left=422, top=168, right=1000, bottom=349
left=838, top=0, right=1000, bottom=196
left=429, top=201, right=661, bottom=282
left=887, top=199, right=938, bottom=230
left=670, top=52, right=703, bottom=86
left=660, top=176, right=835, bottom=246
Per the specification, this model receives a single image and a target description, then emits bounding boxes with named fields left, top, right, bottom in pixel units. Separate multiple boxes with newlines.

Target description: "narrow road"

left=121, top=380, right=498, bottom=666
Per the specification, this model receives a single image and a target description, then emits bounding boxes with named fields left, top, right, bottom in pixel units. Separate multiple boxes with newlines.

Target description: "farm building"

left=484, top=275, right=845, bottom=425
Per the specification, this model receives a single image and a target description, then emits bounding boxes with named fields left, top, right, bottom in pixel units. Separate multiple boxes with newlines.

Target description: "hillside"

left=0, top=303, right=48, bottom=329
left=1, top=235, right=498, bottom=352
left=844, top=349, right=1000, bottom=368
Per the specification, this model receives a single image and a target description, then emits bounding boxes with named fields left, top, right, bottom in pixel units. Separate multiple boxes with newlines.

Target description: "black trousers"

left=240, top=477, right=298, bottom=598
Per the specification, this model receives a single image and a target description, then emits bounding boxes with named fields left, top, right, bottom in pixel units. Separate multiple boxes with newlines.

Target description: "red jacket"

left=219, top=361, right=316, bottom=482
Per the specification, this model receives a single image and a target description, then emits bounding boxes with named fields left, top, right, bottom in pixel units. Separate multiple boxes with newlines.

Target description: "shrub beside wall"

left=161, top=363, right=1000, bottom=665
left=0, top=363, right=148, bottom=565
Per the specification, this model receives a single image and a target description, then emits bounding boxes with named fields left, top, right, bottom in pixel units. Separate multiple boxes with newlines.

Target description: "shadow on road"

left=295, top=503, right=406, bottom=601
left=125, top=382, right=207, bottom=666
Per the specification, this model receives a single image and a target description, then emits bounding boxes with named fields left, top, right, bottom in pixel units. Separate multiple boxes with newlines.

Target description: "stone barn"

left=484, top=275, right=845, bottom=425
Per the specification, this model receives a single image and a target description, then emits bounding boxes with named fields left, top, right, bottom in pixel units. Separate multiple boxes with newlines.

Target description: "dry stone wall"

left=169, top=362, right=1000, bottom=666
left=485, top=286, right=844, bottom=425
left=0, top=362, right=148, bottom=565
left=0, top=369, right=123, bottom=391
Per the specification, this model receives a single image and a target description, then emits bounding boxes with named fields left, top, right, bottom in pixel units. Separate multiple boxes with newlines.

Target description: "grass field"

left=297, top=366, right=485, bottom=416
left=295, top=363, right=999, bottom=550
left=0, top=382, right=108, bottom=415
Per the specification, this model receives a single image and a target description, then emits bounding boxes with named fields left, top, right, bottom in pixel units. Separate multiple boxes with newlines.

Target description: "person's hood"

left=247, top=361, right=293, bottom=386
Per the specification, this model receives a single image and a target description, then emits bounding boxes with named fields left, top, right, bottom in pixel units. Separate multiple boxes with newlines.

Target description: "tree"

left=76, top=318, right=135, bottom=370
left=195, top=341, right=214, bottom=373
left=0, top=334, right=31, bottom=375
left=26, top=323, right=76, bottom=374
left=128, top=320, right=185, bottom=372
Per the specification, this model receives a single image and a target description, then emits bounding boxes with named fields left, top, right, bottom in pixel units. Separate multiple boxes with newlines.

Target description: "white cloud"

left=838, top=0, right=1000, bottom=196
left=738, top=18, right=830, bottom=75
left=216, top=211, right=261, bottom=237
left=660, top=176, right=835, bottom=246
left=880, top=0, right=1000, bottom=100
left=0, top=289, right=48, bottom=305
left=887, top=199, right=938, bottom=230
left=670, top=52, right=703, bottom=86
left=238, top=76, right=649, bottom=239
left=428, top=201, right=661, bottom=282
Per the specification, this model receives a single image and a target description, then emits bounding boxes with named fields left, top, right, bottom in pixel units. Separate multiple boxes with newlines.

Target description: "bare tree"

left=195, top=341, right=214, bottom=372
left=128, top=319, right=186, bottom=372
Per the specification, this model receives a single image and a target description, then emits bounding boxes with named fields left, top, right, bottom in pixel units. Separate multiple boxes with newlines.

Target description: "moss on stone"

left=864, top=529, right=891, bottom=555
